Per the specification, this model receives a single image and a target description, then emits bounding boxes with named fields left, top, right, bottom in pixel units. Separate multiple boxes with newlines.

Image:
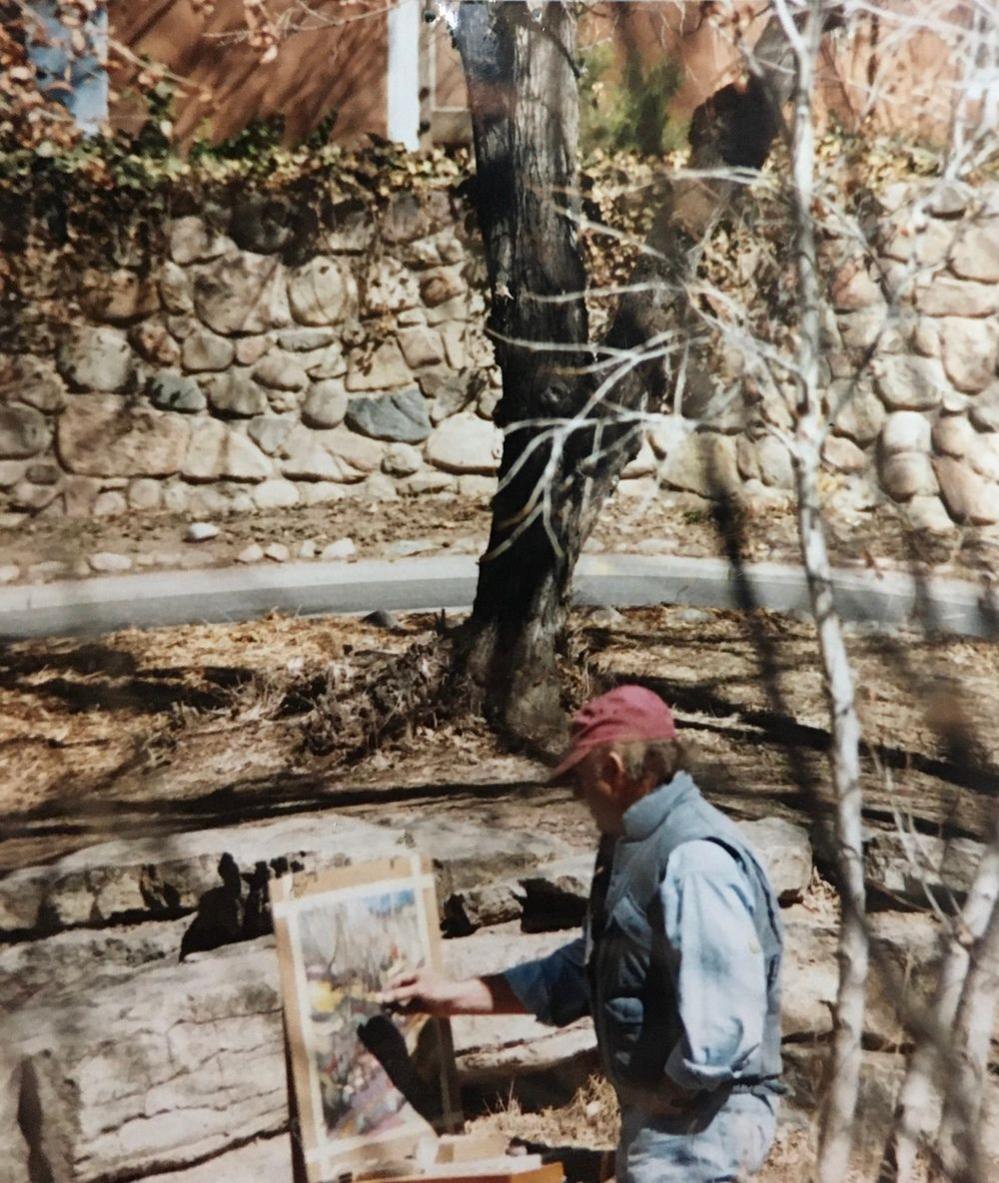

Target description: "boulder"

left=149, top=370, right=207, bottom=414
left=130, top=321, right=182, bottom=367
left=56, top=326, right=134, bottom=392
left=933, top=457, right=999, bottom=524
left=320, top=427, right=384, bottom=474
left=183, top=420, right=273, bottom=482
left=277, top=328, right=337, bottom=352
left=382, top=442, right=423, bottom=477
left=426, top=413, right=502, bottom=475
left=874, top=355, right=951, bottom=411
left=0, top=1050, right=29, bottom=1183
left=286, top=257, right=358, bottom=326
left=253, top=479, right=300, bottom=509
left=864, top=829, right=986, bottom=909
left=660, top=433, right=740, bottom=497
left=302, top=381, right=348, bottom=429
left=364, top=257, right=421, bottom=316
left=181, top=329, right=236, bottom=373
left=80, top=269, right=159, bottom=323
left=252, top=353, right=309, bottom=392
left=169, top=217, right=230, bottom=266
left=881, top=411, right=931, bottom=455
left=398, top=327, right=446, bottom=369
left=346, top=340, right=413, bottom=392
left=950, top=218, right=999, bottom=283
left=345, top=388, right=432, bottom=443
left=160, top=261, right=194, bottom=314
left=420, top=268, right=466, bottom=308
left=205, top=372, right=270, bottom=418
left=247, top=415, right=295, bottom=455
left=970, top=382, right=999, bottom=433
left=915, top=277, right=998, bottom=318
left=939, top=317, right=999, bottom=394
left=0, top=404, right=48, bottom=459
left=58, top=397, right=189, bottom=477
left=278, top=425, right=348, bottom=481
left=743, top=817, right=813, bottom=904
left=822, top=434, right=868, bottom=474
left=932, top=413, right=975, bottom=457
left=192, top=253, right=292, bottom=335
left=880, top=452, right=938, bottom=501
left=1, top=356, right=67, bottom=414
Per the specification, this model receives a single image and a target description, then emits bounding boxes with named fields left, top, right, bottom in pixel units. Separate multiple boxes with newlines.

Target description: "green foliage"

left=579, top=41, right=683, bottom=158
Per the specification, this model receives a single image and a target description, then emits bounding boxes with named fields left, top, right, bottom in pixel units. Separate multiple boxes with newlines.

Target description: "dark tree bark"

left=453, top=3, right=818, bottom=745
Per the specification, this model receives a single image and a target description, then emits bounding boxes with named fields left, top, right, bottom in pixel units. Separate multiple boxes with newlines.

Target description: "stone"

left=621, top=439, right=657, bottom=479
left=363, top=257, right=421, bottom=315
left=247, top=415, right=295, bottom=455
left=755, top=435, right=794, bottom=489
left=881, top=216, right=955, bottom=267
left=361, top=472, right=399, bottom=501
left=278, top=425, right=346, bottom=481
left=160, top=261, right=193, bottom=313
left=830, top=260, right=884, bottom=310
left=0, top=460, right=27, bottom=487
left=881, top=452, right=938, bottom=501
left=967, top=433, right=999, bottom=481
left=399, top=471, right=455, bottom=495
left=92, top=490, right=127, bottom=516
left=346, top=340, right=412, bottom=392
left=56, top=325, right=134, bottom=392
left=80, top=268, right=159, bottom=323
left=169, top=216, right=229, bottom=265
left=950, top=218, right=999, bottom=283
left=838, top=307, right=889, bottom=351
left=302, top=380, right=348, bottom=429
left=184, top=420, right=272, bottom=482
left=206, top=372, right=269, bottom=418
left=0, top=564, right=18, bottom=585
left=27, top=560, right=68, bottom=582
left=167, top=315, right=196, bottom=339
left=660, top=432, right=740, bottom=497
left=938, top=317, right=998, bottom=393
left=277, top=328, right=335, bottom=352
left=0, top=1050, right=29, bottom=1183
left=457, top=475, right=494, bottom=498
left=185, top=522, right=220, bottom=543
left=381, top=191, right=431, bottom=244
left=252, top=479, right=299, bottom=510
left=932, top=414, right=975, bottom=457
left=874, top=355, right=951, bottom=411
left=913, top=317, right=941, bottom=357
left=345, top=387, right=431, bottom=443
left=426, top=413, right=502, bottom=475
left=229, top=192, right=294, bottom=254
left=181, top=329, right=236, bottom=373
left=237, top=543, right=264, bottom=564
left=235, top=336, right=270, bottom=366
left=252, top=353, right=308, bottom=392
left=881, top=411, right=931, bottom=455
left=326, top=200, right=374, bottom=252
left=320, top=538, right=356, bottom=560
left=11, top=479, right=58, bottom=510
left=287, top=256, right=358, bottom=326
left=263, top=543, right=289, bottom=563
left=397, top=326, right=446, bottom=369
left=192, top=253, right=291, bottom=334
left=822, top=434, right=868, bottom=473
left=934, top=457, right=999, bottom=524
left=915, top=277, right=998, bottom=318
left=426, top=371, right=481, bottom=424
left=420, top=268, right=466, bottom=308
left=970, top=383, right=999, bottom=433
left=381, top=442, right=422, bottom=477
left=298, top=539, right=317, bottom=559
left=321, top=427, right=383, bottom=474
left=59, top=397, right=189, bottom=476
left=864, top=830, right=986, bottom=909
left=63, top=476, right=100, bottom=516
left=905, top=495, right=953, bottom=535
left=302, top=343, right=348, bottom=380
left=130, top=321, right=181, bottom=367
left=128, top=478, right=162, bottom=510
left=0, top=404, right=47, bottom=459
left=1, top=356, right=67, bottom=413
left=149, top=370, right=207, bottom=414
left=88, top=551, right=133, bottom=573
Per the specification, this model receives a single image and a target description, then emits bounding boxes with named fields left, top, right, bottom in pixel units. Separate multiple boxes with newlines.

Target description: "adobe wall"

left=1, top=176, right=997, bottom=550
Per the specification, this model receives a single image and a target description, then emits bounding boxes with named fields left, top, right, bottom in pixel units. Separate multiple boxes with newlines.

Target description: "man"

left=382, top=685, right=783, bottom=1182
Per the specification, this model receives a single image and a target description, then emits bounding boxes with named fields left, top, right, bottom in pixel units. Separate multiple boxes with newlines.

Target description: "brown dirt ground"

left=4, top=486, right=998, bottom=582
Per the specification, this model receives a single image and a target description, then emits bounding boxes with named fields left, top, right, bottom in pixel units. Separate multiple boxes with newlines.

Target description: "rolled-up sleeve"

left=660, top=841, right=765, bottom=1090
left=501, top=937, right=590, bottom=1027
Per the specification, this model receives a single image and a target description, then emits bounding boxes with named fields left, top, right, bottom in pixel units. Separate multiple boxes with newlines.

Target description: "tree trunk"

left=453, top=3, right=809, bottom=744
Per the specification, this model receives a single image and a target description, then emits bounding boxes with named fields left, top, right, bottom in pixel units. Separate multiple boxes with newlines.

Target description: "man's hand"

left=378, top=970, right=528, bottom=1017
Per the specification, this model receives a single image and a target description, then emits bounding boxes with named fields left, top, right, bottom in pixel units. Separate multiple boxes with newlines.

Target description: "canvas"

left=271, top=855, right=461, bottom=1182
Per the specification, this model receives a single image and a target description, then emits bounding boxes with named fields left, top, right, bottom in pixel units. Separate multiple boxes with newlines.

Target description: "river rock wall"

left=1, top=177, right=997, bottom=547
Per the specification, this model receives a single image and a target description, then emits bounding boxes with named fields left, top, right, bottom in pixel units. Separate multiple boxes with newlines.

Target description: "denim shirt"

left=503, top=785, right=769, bottom=1092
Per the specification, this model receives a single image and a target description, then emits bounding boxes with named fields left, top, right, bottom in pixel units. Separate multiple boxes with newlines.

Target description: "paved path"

left=1, top=554, right=995, bottom=640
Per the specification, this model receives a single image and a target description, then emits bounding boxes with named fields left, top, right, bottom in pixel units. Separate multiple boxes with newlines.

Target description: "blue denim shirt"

left=503, top=814, right=767, bottom=1092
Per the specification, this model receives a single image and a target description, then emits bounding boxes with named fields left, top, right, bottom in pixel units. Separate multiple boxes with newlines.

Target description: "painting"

left=271, top=855, right=460, bottom=1182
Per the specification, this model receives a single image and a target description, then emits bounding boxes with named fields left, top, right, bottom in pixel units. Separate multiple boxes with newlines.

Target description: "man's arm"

left=660, top=841, right=767, bottom=1090
left=379, top=937, right=589, bottom=1026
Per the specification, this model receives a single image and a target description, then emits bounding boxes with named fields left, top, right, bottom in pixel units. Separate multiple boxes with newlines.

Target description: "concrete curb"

left=0, top=554, right=995, bottom=641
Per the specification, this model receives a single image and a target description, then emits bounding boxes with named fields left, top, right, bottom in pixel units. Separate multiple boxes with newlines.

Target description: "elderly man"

left=383, top=685, right=783, bottom=1182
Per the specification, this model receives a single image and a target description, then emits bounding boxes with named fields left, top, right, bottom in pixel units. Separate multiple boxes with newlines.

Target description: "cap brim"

left=547, top=743, right=590, bottom=785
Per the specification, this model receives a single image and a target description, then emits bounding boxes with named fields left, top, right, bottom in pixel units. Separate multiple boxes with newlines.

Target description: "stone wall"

left=1, top=177, right=998, bottom=543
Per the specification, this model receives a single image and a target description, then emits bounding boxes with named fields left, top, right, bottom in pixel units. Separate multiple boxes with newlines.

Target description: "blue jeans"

left=617, top=1092, right=778, bottom=1182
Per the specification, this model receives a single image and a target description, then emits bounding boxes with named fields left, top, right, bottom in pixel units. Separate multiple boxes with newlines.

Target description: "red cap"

left=550, top=685, right=676, bottom=783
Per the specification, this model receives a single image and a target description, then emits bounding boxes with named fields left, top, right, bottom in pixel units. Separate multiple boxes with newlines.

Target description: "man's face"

left=571, top=749, right=631, bottom=834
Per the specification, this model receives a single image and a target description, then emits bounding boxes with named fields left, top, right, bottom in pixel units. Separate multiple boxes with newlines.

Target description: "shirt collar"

left=620, top=770, right=699, bottom=841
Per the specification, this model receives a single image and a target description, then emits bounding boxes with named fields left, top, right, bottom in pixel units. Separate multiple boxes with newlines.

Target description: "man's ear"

left=600, top=748, right=627, bottom=792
